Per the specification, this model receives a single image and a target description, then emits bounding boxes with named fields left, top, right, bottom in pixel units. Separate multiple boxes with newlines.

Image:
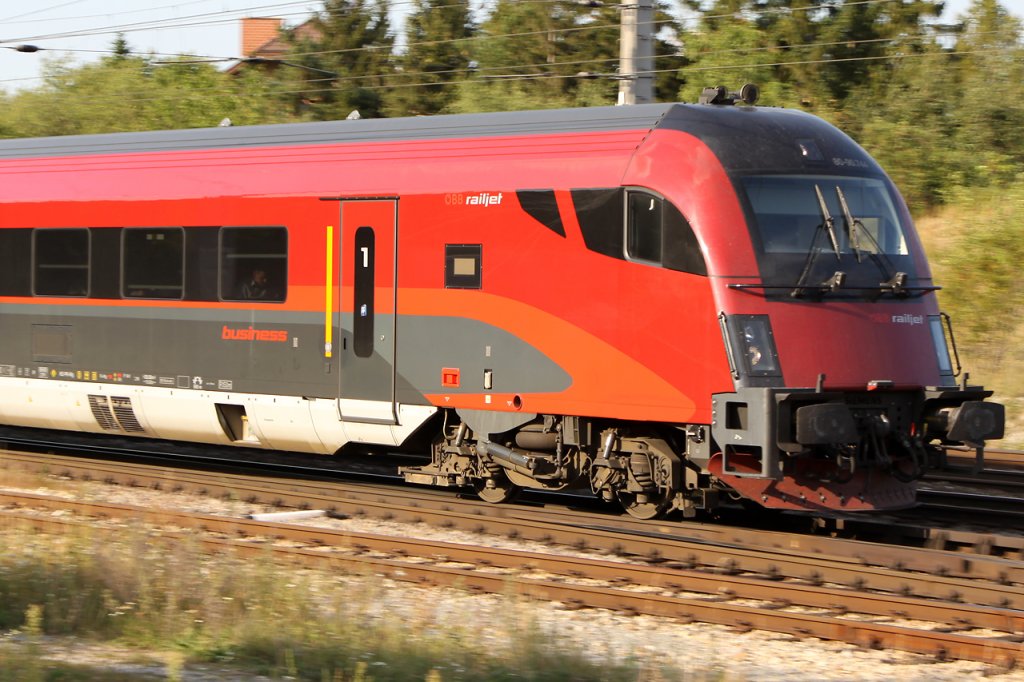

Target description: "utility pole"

left=617, top=0, right=654, bottom=105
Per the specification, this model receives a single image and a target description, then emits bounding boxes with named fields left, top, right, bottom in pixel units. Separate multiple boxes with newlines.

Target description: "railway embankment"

left=1, top=448, right=1022, bottom=680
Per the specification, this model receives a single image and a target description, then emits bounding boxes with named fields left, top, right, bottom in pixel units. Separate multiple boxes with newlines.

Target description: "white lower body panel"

left=0, top=377, right=437, bottom=455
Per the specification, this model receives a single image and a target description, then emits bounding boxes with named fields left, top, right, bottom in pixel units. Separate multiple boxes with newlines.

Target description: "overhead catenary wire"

left=0, top=0, right=941, bottom=89
left=5, top=16, right=1007, bottom=91
left=0, top=0, right=1011, bottom=98
left=2, top=0, right=902, bottom=52
left=2, top=15, right=1012, bottom=94
left=10, top=44, right=1014, bottom=113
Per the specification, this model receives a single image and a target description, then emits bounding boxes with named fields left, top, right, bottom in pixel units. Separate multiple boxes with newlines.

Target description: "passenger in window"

left=240, top=269, right=269, bottom=299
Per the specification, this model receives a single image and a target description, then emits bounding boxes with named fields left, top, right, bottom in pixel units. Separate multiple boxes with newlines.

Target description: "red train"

left=0, top=93, right=1004, bottom=518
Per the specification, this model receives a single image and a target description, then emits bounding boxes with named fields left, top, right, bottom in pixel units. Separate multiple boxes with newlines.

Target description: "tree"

left=282, top=0, right=394, bottom=119
left=0, top=55, right=294, bottom=137
left=111, top=33, right=131, bottom=60
left=385, top=0, right=474, bottom=117
left=678, top=0, right=942, bottom=109
left=948, top=0, right=1024, bottom=187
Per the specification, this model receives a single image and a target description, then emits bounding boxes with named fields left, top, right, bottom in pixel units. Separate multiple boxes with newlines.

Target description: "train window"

left=33, top=228, right=90, bottom=297
left=219, top=227, right=288, bottom=302
left=0, top=229, right=32, bottom=296
left=662, top=203, right=707, bottom=276
left=186, top=228, right=221, bottom=302
left=625, top=191, right=707, bottom=276
left=89, top=228, right=123, bottom=299
left=445, top=244, right=482, bottom=289
left=627, top=192, right=663, bottom=263
left=122, top=228, right=184, bottom=299
left=572, top=188, right=625, bottom=260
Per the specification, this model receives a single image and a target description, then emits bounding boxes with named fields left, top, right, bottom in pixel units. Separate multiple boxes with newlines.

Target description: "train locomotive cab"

left=405, top=96, right=1004, bottom=518
left=706, top=181, right=1005, bottom=510
left=664, top=98, right=1005, bottom=512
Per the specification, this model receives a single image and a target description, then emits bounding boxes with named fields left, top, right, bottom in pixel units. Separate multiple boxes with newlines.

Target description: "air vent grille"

left=110, top=396, right=146, bottom=433
left=87, top=395, right=118, bottom=431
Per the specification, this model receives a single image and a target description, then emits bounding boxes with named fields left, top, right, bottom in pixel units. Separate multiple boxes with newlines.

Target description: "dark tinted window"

left=89, top=228, right=122, bottom=299
left=122, top=228, right=184, bottom=299
left=662, top=203, right=707, bottom=276
left=516, top=190, right=565, bottom=237
left=34, top=228, right=89, bottom=297
left=0, top=229, right=32, bottom=296
left=185, top=227, right=220, bottom=302
left=572, top=188, right=624, bottom=260
left=625, top=191, right=707, bottom=275
left=219, top=227, right=287, bottom=302
left=627, top=192, right=663, bottom=263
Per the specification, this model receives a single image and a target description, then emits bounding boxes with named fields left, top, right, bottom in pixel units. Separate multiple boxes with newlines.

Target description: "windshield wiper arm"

left=815, top=184, right=841, bottom=261
left=834, top=185, right=900, bottom=285
left=835, top=185, right=863, bottom=263
left=791, top=185, right=842, bottom=297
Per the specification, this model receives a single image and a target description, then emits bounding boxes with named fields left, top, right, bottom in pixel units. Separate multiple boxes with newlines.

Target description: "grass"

left=916, top=179, right=1024, bottom=447
left=0, top=522, right=694, bottom=681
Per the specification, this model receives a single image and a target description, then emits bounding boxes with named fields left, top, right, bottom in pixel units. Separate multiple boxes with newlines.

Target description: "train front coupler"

left=705, top=385, right=962, bottom=511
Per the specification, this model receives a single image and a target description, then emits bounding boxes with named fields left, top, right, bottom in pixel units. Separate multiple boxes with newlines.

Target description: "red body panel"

left=0, top=126, right=735, bottom=425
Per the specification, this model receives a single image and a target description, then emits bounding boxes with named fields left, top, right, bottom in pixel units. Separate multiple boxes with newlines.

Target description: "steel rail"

left=3, top=449, right=1023, bottom=589
left=1, top=492, right=1021, bottom=667
left=0, top=487, right=1022, bottom=611
left=945, top=447, right=1024, bottom=469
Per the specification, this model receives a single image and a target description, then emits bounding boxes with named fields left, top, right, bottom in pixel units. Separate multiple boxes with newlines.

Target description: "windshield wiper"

left=816, top=184, right=842, bottom=261
left=834, top=185, right=904, bottom=292
left=835, top=185, right=863, bottom=264
left=790, top=184, right=842, bottom=297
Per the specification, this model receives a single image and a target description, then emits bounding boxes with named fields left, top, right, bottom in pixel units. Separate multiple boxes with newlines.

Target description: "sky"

left=1, top=0, right=1021, bottom=93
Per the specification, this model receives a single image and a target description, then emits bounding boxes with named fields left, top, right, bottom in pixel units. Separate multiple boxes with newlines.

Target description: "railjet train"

left=0, top=89, right=1004, bottom=518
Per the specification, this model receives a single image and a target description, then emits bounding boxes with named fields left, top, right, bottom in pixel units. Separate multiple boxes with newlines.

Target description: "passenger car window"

left=122, top=228, right=184, bottom=299
left=219, top=226, right=287, bottom=303
left=0, top=229, right=33, bottom=296
left=34, top=228, right=90, bottom=297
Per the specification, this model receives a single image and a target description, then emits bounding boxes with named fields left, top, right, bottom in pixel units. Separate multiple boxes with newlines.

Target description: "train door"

left=336, top=198, right=398, bottom=425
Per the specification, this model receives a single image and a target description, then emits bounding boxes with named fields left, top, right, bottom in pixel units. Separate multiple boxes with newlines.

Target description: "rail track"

left=945, top=447, right=1024, bottom=470
left=0, top=447, right=1022, bottom=666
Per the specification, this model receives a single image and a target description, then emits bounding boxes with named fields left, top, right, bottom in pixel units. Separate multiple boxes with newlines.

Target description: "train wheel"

left=473, top=474, right=521, bottom=504
left=616, top=489, right=672, bottom=520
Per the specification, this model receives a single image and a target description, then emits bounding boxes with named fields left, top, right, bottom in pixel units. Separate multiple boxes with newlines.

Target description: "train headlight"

left=721, top=314, right=781, bottom=377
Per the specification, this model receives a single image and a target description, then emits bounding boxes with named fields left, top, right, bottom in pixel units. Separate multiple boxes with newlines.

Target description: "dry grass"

left=0, top=524, right=689, bottom=681
left=915, top=183, right=1024, bottom=447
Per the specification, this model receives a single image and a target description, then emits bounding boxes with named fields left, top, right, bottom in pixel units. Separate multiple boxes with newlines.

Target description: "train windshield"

left=741, top=174, right=917, bottom=296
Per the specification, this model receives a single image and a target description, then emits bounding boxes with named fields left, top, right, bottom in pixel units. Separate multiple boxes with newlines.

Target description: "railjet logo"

left=222, top=326, right=289, bottom=342
left=467, top=192, right=503, bottom=206
left=891, top=313, right=925, bottom=326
